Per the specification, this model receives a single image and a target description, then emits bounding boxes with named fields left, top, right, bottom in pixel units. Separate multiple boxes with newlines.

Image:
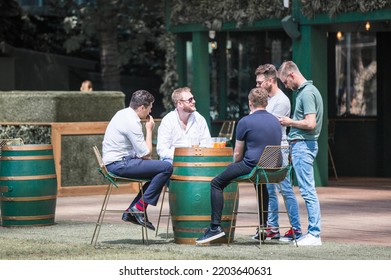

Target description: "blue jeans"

left=106, top=157, right=173, bottom=207
left=291, top=140, right=321, bottom=237
left=266, top=176, right=301, bottom=231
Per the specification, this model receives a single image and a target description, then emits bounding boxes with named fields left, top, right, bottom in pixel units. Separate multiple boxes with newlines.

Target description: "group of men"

left=101, top=60, right=323, bottom=246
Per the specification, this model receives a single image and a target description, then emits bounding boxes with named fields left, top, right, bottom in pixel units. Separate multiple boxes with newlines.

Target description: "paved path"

left=55, top=177, right=391, bottom=246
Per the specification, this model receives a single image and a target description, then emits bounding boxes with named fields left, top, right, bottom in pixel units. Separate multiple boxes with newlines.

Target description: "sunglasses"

left=180, top=97, right=195, bottom=103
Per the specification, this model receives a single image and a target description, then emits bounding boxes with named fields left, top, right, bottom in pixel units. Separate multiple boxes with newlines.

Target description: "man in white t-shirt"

left=157, top=87, right=211, bottom=163
left=102, top=90, right=173, bottom=231
left=254, top=64, right=302, bottom=242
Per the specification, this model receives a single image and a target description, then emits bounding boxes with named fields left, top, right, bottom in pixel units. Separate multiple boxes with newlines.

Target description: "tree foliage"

left=301, top=0, right=391, bottom=19
left=49, top=0, right=166, bottom=78
left=170, top=0, right=288, bottom=28
left=169, top=0, right=391, bottom=27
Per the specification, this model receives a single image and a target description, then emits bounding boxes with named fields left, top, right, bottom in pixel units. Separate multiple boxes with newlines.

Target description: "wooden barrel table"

left=0, top=144, right=57, bottom=227
left=169, top=147, right=237, bottom=244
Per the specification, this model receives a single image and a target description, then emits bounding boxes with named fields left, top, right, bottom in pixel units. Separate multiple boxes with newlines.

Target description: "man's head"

left=248, top=87, right=268, bottom=111
left=80, top=80, right=93, bottom=91
left=129, top=90, right=155, bottom=119
left=255, top=64, right=278, bottom=95
left=278, top=61, right=302, bottom=91
left=171, top=87, right=196, bottom=113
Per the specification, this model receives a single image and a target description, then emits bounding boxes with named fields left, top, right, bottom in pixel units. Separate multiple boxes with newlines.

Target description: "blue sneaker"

left=279, top=228, right=302, bottom=242
left=196, top=226, right=225, bottom=244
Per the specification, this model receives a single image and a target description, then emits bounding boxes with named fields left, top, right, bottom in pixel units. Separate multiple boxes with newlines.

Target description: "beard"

left=264, top=84, right=272, bottom=93
left=183, top=104, right=196, bottom=113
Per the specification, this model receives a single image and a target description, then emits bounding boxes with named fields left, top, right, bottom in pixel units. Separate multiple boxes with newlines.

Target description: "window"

left=335, top=32, right=377, bottom=116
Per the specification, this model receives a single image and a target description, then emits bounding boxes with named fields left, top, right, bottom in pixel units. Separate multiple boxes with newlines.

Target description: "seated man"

left=102, top=90, right=173, bottom=231
left=196, top=87, right=282, bottom=244
left=157, top=87, right=211, bottom=163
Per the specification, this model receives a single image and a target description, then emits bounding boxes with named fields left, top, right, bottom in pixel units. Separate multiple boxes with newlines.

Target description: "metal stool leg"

left=328, top=143, right=338, bottom=180
left=91, top=182, right=114, bottom=248
left=228, top=185, right=240, bottom=245
left=155, top=185, right=169, bottom=238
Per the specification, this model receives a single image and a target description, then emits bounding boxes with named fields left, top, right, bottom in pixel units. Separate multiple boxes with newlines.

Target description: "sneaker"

left=279, top=228, right=302, bottom=242
left=196, top=226, right=225, bottom=244
left=296, top=234, right=322, bottom=246
left=265, top=228, right=280, bottom=240
left=252, top=228, right=280, bottom=241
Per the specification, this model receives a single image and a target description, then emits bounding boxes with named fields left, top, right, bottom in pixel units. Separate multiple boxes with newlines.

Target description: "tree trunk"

left=97, top=0, right=121, bottom=90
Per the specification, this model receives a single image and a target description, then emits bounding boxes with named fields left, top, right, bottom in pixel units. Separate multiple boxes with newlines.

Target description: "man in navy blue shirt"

left=196, top=87, right=282, bottom=244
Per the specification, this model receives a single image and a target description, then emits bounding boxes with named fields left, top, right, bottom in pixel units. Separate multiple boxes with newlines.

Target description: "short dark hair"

left=129, top=90, right=155, bottom=109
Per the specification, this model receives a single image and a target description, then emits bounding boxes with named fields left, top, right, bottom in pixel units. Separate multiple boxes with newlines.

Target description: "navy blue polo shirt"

left=236, top=110, right=282, bottom=167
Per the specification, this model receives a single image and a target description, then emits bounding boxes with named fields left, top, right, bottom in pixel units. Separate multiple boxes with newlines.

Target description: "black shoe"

left=126, top=206, right=155, bottom=231
left=196, top=226, right=225, bottom=244
left=252, top=228, right=266, bottom=241
left=122, top=212, right=138, bottom=224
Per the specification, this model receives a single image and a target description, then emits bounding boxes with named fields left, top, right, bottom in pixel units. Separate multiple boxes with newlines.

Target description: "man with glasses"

left=157, top=87, right=211, bottom=163
left=254, top=64, right=302, bottom=243
left=278, top=61, right=323, bottom=246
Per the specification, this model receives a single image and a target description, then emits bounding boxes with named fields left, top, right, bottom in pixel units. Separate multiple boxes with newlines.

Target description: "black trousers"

left=210, top=160, right=268, bottom=227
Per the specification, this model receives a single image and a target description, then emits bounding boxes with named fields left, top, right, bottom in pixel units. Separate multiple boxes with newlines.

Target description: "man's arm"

left=142, top=116, right=155, bottom=159
left=279, top=113, right=316, bottom=130
left=156, top=118, right=175, bottom=161
left=233, top=140, right=245, bottom=162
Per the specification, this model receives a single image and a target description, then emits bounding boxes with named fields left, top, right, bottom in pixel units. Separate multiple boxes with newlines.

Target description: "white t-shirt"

left=266, top=89, right=291, bottom=143
left=157, top=109, right=211, bottom=162
left=102, top=107, right=149, bottom=165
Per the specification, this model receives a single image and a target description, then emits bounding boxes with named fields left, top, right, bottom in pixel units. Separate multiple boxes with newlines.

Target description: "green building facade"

left=164, top=0, right=391, bottom=186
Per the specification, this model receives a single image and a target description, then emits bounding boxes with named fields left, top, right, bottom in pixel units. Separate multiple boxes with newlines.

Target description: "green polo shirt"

left=288, top=81, right=323, bottom=141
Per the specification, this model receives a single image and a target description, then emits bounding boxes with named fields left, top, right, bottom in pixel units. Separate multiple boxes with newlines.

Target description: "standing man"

left=278, top=61, right=323, bottom=246
left=102, top=90, right=173, bottom=231
left=157, top=87, right=211, bottom=163
left=254, top=64, right=302, bottom=242
left=196, top=88, right=282, bottom=244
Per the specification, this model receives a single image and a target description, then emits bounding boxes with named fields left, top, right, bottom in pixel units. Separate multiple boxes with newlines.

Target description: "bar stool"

left=91, top=146, right=150, bottom=248
left=218, top=120, right=236, bottom=147
left=228, top=145, right=298, bottom=247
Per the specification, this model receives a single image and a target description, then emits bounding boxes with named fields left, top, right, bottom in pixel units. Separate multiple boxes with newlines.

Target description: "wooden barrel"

left=169, top=147, right=238, bottom=244
left=0, top=144, right=57, bottom=227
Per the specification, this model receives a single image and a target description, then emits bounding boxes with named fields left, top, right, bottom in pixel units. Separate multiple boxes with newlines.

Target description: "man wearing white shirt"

left=254, top=64, right=302, bottom=242
left=157, top=87, right=211, bottom=163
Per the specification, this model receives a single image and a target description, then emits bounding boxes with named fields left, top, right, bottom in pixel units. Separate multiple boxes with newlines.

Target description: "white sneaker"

left=296, top=234, right=322, bottom=246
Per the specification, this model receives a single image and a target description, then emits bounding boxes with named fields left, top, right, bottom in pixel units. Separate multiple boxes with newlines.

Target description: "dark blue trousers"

left=106, top=157, right=173, bottom=207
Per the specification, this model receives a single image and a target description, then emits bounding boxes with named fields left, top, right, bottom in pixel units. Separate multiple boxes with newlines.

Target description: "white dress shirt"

left=157, top=109, right=211, bottom=162
left=102, top=107, right=149, bottom=165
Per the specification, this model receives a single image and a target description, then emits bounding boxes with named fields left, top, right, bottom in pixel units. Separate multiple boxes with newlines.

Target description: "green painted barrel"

left=0, top=144, right=57, bottom=227
left=169, top=147, right=238, bottom=244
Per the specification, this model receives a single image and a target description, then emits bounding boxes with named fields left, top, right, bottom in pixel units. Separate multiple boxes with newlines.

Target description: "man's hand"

left=145, top=115, right=155, bottom=131
left=279, top=116, right=292, bottom=127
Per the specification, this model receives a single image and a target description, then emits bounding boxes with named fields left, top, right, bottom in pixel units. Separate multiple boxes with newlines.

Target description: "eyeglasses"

left=256, top=79, right=267, bottom=87
left=180, top=97, right=195, bottom=103
left=281, top=72, right=293, bottom=86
